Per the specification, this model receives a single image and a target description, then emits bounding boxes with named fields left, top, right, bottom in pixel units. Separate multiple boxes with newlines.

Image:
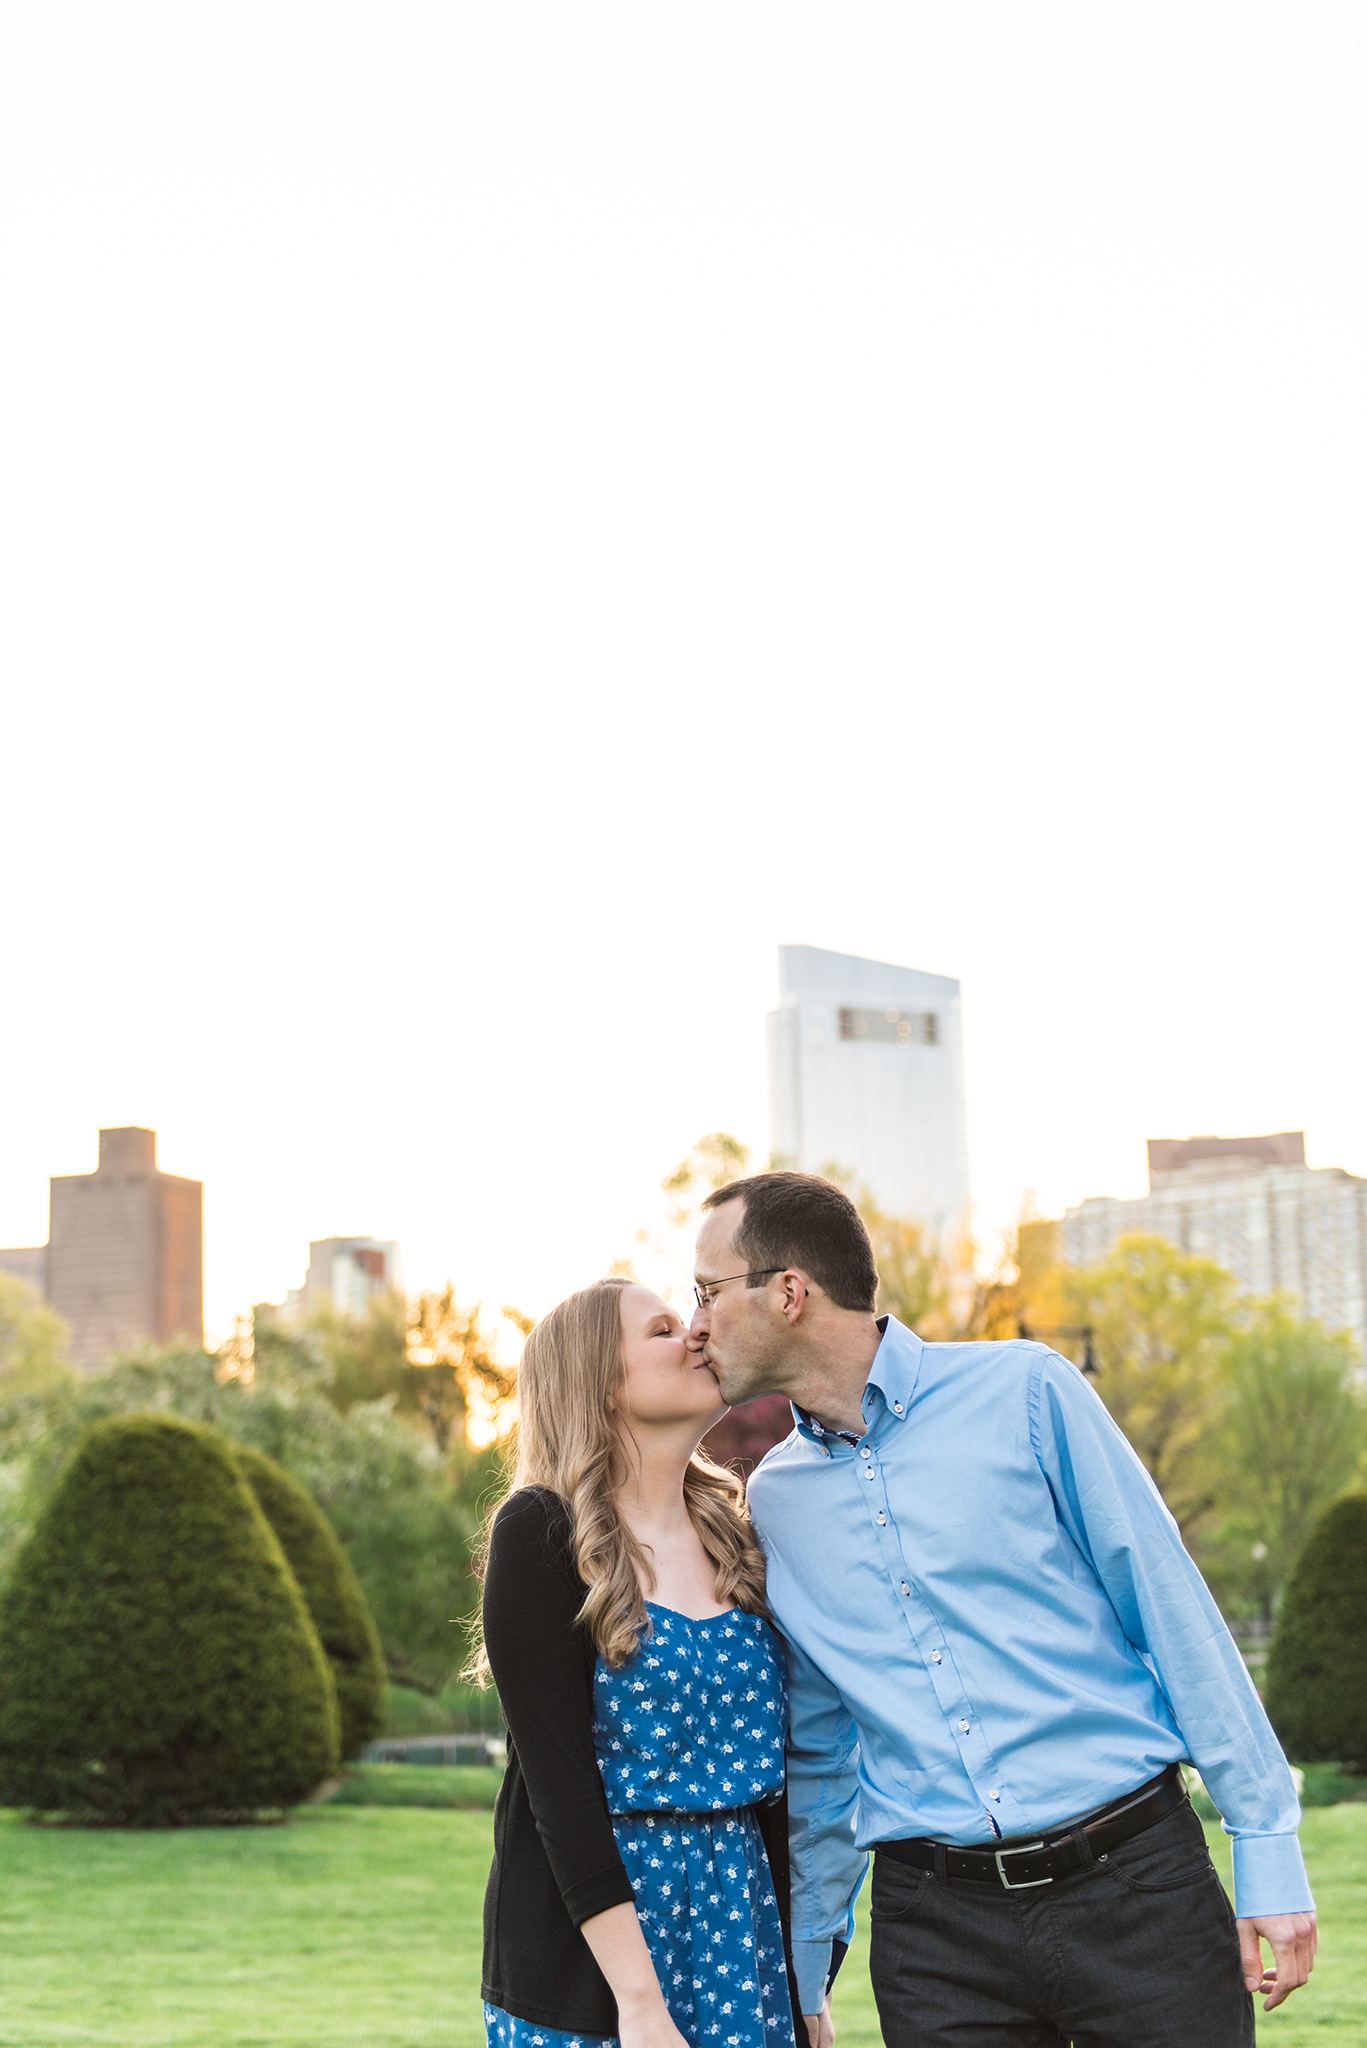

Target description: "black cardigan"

left=480, top=1486, right=807, bottom=2035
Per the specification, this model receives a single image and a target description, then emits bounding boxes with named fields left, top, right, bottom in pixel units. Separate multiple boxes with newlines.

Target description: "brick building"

left=0, top=1127, right=203, bottom=1372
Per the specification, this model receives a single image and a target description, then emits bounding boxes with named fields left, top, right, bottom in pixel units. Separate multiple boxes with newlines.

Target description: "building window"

left=838, top=1006, right=939, bottom=1047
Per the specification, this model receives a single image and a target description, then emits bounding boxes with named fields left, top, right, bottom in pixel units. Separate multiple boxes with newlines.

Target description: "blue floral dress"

left=483, top=1603, right=795, bottom=2048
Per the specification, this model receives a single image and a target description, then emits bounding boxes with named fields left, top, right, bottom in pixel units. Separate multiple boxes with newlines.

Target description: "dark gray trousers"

left=868, top=1803, right=1254, bottom=2048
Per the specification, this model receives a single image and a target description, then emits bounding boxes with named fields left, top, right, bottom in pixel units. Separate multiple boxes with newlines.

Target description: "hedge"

left=1265, top=1492, right=1367, bottom=1770
left=0, top=1414, right=339, bottom=1822
left=234, top=1444, right=386, bottom=1759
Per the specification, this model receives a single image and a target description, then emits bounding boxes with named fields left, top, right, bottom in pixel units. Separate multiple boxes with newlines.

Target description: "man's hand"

left=803, top=1995, right=834, bottom=2048
left=1236, top=1912, right=1317, bottom=2009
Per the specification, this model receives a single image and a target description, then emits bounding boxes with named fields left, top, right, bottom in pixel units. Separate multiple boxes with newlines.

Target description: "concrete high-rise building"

left=767, top=945, right=970, bottom=1231
left=284, top=1236, right=402, bottom=1320
left=1063, top=1132, right=1367, bottom=1358
left=45, top=1127, right=203, bottom=1371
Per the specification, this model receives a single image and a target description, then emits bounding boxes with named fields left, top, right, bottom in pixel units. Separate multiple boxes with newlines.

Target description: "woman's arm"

left=483, top=1488, right=633, bottom=1922
left=483, top=1491, right=687, bottom=2044
left=579, top=1902, right=690, bottom=2048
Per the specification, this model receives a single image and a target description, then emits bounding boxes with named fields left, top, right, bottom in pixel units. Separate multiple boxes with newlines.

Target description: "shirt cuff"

left=793, top=1937, right=834, bottom=2016
left=1229, top=1833, right=1315, bottom=1918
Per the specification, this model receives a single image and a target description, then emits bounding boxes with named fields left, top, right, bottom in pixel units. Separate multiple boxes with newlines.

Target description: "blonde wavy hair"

left=470, top=1277, right=768, bottom=1671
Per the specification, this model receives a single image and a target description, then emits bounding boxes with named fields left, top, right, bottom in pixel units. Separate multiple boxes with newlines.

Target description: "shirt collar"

left=792, top=1314, right=925, bottom=1442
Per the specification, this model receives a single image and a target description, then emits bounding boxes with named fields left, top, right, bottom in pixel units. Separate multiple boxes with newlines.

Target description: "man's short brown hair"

left=701, top=1171, right=878, bottom=1313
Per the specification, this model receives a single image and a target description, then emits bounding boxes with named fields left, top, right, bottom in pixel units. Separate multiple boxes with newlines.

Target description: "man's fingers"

left=1261, top=1928, right=1312, bottom=2011
left=1237, top=1921, right=1264, bottom=1992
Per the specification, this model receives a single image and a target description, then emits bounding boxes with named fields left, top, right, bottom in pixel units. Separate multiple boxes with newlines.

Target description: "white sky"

left=2, top=4, right=1364, bottom=1341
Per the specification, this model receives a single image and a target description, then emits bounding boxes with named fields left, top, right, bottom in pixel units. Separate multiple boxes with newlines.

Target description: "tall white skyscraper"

left=767, top=946, right=970, bottom=1231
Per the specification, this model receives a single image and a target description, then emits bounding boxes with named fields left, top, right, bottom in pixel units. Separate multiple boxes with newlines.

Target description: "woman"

left=474, top=1276, right=802, bottom=2048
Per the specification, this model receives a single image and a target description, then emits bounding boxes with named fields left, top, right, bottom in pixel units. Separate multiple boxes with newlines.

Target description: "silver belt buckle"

left=994, top=1838, right=1052, bottom=1890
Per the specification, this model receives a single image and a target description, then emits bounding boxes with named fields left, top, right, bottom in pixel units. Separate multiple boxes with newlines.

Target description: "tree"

left=0, top=1273, right=74, bottom=1400
left=1065, top=1233, right=1237, bottom=1537
left=662, top=1132, right=751, bottom=1228
left=234, top=1444, right=387, bottom=1759
left=1265, top=1493, right=1367, bottom=1769
left=860, top=1198, right=951, bottom=1333
left=403, top=1286, right=514, bottom=1454
left=1201, top=1303, right=1365, bottom=1626
left=254, top=1287, right=515, bottom=1454
left=0, top=1415, right=338, bottom=1822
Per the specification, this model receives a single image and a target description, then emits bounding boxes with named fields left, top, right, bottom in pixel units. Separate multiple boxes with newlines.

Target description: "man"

left=689, top=1172, right=1316, bottom=2048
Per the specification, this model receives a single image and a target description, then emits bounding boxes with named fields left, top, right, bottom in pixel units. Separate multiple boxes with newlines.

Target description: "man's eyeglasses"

left=693, top=1269, right=785, bottom=1310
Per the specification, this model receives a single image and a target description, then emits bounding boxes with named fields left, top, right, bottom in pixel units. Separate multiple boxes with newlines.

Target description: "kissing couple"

left=476, top=1172, right=1315, bottom=2048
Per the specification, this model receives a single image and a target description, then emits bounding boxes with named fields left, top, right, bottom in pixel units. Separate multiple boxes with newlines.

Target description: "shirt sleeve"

left=481, top=1488, right=635, bottom=1927
left=782, top=1624, right=869, bottom=2013
left=1031, top=1352, right=1313, bottom=1919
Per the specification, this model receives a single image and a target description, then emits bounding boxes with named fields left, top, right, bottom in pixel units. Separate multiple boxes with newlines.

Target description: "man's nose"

left=687, top=1300, right=710, bottom=1345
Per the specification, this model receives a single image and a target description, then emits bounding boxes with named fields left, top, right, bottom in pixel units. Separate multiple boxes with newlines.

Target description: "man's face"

left=690, top=1201, right=799, bottom=1405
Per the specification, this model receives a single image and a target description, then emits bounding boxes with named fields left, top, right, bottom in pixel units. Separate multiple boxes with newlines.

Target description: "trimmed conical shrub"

left=1265, top=1492, right=1367, bottom=1770
left=0, top=1415, right=340, bottom=1822
left=234, top=1444, right=386, bottom=1760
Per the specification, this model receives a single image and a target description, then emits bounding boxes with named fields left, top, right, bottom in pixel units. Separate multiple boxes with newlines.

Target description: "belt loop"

left=933, top=1843, right=948, bottom=1882
left=1070, top=1826, right=1094, bottom=1873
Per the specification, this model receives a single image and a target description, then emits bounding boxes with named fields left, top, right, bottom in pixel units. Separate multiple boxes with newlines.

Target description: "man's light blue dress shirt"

left=745, top=1317, right=1313, bottom=2015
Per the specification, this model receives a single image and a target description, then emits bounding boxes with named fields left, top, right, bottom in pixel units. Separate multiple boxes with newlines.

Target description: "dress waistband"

left=610, top=1803, right=757, bottom=1824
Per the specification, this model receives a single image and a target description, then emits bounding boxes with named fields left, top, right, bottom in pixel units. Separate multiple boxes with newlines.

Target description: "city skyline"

left=4, top=1032, right=1364, bottom=1346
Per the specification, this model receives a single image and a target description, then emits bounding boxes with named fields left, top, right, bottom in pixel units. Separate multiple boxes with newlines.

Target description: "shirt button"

left=991, top=1789, right=1002, bottom=1801
left=894, top=1402, right=904, bottom=1414
left=899, top=1583, right=909, bottom=1596
left=958, top=1719, right=970, bottom=1733
left=860, top=1446, right=871, bottom=1458
left=876, top=1511, right=887, bottom=1525
left=930, top=1650, right=942, bottom=1664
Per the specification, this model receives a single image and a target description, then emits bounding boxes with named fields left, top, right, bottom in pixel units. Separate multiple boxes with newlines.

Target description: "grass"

left=0, top=1803, right=1359, bottom=2045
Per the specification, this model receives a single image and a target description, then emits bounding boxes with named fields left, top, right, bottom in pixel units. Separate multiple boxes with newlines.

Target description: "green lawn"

left=0, top=1804, right=1360, bottom=2046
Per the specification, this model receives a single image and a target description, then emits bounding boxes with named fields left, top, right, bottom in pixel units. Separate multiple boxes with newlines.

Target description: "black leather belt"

left=874, top=1763, right=1186, bottom=1890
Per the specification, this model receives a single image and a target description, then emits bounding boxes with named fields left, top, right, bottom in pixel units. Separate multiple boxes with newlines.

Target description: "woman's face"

left=616, top=1284, right=727, bottom=1433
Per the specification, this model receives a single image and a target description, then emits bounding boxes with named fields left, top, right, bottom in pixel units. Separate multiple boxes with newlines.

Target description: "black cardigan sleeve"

left=482, top=1487, right=635, bottom=1927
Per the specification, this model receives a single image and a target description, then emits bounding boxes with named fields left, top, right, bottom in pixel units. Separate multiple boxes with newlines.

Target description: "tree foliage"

left=256, top=1288, right=514, bottom=1454
left=234, top=1443, right=387, bottom=1759
left=862, top=1199, right=952, bottom=1334
left=1201, top=1304, right=1365, bottom=1623
left=0, top=1415, right=338, bottom=1821
left=1065, top=1233, right=1237, bottom=1536
left=1265, top=1493, right=1367, bottom=1769
left=662, top=1133, right=751, bottom=1229
left=404, top=1286, right=514, bottom=1453
left=0, top=1273, right=74, bottom=1400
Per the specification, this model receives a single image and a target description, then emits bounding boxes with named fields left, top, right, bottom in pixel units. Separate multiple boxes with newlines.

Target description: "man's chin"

left=711, top=1368, right=777, bottom=1408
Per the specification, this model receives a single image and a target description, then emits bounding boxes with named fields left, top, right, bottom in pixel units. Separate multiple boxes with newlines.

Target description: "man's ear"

left=780, top=1271, right=809, bottom=1324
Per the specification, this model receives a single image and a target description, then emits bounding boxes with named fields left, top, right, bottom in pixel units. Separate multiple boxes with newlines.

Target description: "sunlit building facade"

left=284, top=1236, right=403, bottom=1319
